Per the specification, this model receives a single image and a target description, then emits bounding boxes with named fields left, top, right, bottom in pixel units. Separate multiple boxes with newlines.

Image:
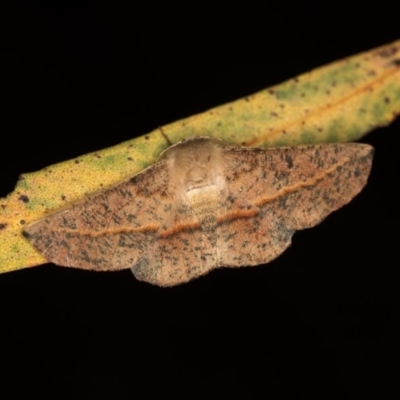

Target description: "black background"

left=1, top=2, right=398, bottom=399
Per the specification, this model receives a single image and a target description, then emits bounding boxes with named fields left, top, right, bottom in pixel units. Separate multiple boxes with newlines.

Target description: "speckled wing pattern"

left=23, top=137, right=373, bottom=286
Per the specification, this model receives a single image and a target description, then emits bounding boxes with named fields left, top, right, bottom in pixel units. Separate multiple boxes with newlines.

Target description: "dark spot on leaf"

left=75, top=160, right=80, bottom=164
left=384, top=97, right=390, bottom=104
left=0, top=223, right=7, bottom=230
left=19, top=195, right=29, bottom=203
left=1, top=205, right=6, bottom=209
left=145, top=136, right=149, bottom=140
left=61, top=195, right=66, bottom=201
left=20, top=220, right=25, bottom=225
left=22, top=230, right=31, bottom=239
left=268, top=89, right=275, bottom=95
left=127, top=157, right=133, bottom=161
left=377, top=46, right=398, bottom=58
left=391, top=59, right=400, bottom=66
left=270, top=112, right=279, bottom=117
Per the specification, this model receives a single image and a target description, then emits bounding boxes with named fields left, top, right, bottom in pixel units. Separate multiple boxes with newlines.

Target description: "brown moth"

left=23, top=137, right=374, bottom=286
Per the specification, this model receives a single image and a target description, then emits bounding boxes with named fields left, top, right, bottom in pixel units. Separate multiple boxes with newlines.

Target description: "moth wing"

left=23, top=160, right=175, bottom=271
left=215, top=143, right=374, bottom=267
left=131, top=191, right=221, bottom=287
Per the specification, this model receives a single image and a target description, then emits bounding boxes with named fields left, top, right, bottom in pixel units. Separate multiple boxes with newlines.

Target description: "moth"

left=23, top=137, right=374, bottom=286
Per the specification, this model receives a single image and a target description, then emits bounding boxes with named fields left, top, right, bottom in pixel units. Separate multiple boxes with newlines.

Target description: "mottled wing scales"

left=216, top=143, right=373, bottom=267
left=23, top=161, right=173, bottom=271
left=23, top=137, right=373, bottom=287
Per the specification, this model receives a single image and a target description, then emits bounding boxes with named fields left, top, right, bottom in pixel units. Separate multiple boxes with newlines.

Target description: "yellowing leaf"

left=1, top=39, right=400, bottom=274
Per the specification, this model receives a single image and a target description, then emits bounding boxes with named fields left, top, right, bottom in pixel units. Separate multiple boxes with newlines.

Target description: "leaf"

left=23, top=138, right=374, bottom=286
left=1, top=39, right=399, bottom=274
